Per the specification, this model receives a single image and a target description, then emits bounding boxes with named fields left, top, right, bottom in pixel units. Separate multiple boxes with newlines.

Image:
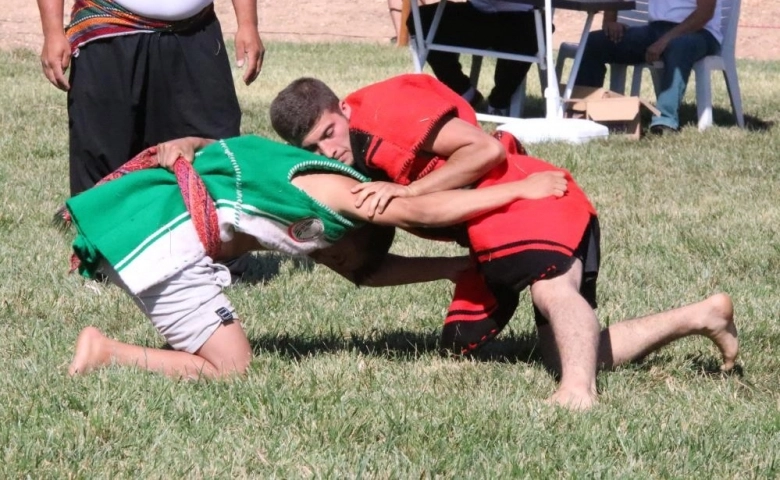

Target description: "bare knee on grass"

left=196, top=320, right=252, bottom=377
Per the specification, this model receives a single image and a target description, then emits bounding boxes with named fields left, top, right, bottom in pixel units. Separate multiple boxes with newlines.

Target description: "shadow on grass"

left=605, top=351, right=744, bottom=379
left=231, top=252, right=314, bottom=285
left=249, top=328, right=546, bottom=365
left=679, top=103, right=773, bottom=131
left=488, top=96, right=773, bottom=132
left=686, top=353, right=745, bottom=378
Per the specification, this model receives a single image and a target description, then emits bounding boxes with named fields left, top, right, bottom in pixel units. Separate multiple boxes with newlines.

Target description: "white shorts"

left=102, top=256, right=237, bottom=354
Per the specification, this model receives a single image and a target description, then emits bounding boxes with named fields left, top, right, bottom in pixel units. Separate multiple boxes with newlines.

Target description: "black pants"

left=67, top=14, right=241, bottom=195
left=407, top=2, right=540, bottom=108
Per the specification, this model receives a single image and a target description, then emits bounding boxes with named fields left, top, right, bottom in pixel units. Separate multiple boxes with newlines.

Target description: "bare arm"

left=410, top=116, right=506, bottom=194
left=351, top=116, right=506, bottom=215
left=307, top=224, right=471, bottom=286
left=601, top=10, right=627, bottom=42
left=37, top=0, right=71, bottom=90
left=646, top=0, right=717, bottom=62
left=602, top=10, right=618, bottom=25
left=359, top=254, right=470, bottom=286
left=231, top=0, right=265, bottom=85
left=294, top=171, right=567, bottom=229
left=314, top=251, right=471, bottom=287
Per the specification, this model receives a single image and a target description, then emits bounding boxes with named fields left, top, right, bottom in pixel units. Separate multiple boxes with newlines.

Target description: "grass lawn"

left=0, top=43, right=778, bottom=478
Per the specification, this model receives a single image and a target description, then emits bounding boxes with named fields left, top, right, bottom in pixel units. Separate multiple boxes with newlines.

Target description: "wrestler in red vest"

left=346, top=74, right=600, bottom=351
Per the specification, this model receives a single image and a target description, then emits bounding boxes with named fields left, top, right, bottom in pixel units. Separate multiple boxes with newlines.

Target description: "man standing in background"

left=36, top=0, right=265, bottom=196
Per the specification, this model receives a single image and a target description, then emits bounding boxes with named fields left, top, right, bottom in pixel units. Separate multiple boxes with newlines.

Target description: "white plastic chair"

left=557, top=0, right=745, bottom=130
left=555, top=0, right=650, bottom=95
left=634, top=0, right=744, bottom=129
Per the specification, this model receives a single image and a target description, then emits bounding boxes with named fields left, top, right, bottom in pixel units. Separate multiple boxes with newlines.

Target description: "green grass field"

left=1, top=43, right=778, bottom=478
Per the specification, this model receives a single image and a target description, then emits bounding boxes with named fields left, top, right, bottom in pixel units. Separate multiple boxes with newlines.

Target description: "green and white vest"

left=67, top=135, right=367, bottom=294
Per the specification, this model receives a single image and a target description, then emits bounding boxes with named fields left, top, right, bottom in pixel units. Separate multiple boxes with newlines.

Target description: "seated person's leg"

left=407, top=2, right=491, bottom=106
left=575, top=25, right=654, bottom=87
left=650, top=30, right=721, bottom=130
left=486, top=11, right=537, bottom=114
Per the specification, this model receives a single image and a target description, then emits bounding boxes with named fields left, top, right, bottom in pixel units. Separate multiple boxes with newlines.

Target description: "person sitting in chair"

left=575, top=0, right=722, bottom=134
left=408, top=0, right=543, bottom=116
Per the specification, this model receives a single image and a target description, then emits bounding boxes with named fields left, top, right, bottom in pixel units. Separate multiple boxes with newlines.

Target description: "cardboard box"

left=561, top=86, right=660, bottom=140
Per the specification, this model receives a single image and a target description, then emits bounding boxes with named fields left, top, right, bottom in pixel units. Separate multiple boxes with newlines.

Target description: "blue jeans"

left=575, top=21, right=720, bottom=130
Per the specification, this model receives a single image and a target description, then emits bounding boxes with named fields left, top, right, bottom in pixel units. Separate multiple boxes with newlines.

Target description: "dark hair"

left=270, top=77, right=341, bottom=146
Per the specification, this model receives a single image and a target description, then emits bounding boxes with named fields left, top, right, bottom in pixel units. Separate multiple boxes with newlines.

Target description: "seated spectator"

left=575, top=0, right=722, bottom=134
left=407, top=0, right=542, bottom=116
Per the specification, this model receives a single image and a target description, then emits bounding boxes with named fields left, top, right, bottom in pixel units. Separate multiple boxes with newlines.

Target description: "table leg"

left=563, top=12, right=595, bottom=100
left=541, top=7, right=564, bottom=119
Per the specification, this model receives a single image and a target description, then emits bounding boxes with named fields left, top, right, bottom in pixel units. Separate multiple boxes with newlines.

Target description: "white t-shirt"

left=469, top=0, right=533, bottom=13
left=112, top=0, right=214, bottom=21
left=649, top=0, right=723, bottom=44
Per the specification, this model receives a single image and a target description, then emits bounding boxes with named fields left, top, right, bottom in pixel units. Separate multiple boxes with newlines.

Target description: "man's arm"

left=314, top=250, right=471, bottom=287
left=359, top=254, right=470, bottom=287
left=308, top=224, right=471, bottom=286
left=601, top=10, right=627, bottom=43
left=231, top=0, right=265, bottom=85
left=36, top=0, right=71, bottom=91
left=408, top=116, right=506, bottom=194
left=294, top=171, right=567, bottom=229
left=645, top=0, right=717, bottom=63
left=602, top=10, right=618, bottom=25
left=351, top=116, right=506, bottom=214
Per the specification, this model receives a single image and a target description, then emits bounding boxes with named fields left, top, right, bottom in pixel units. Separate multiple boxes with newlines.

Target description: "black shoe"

left=649, top=124, right=679, bottom=136
left=469, top=91, right=488, bottom=113
left=486, top=104, right=509, bottom=117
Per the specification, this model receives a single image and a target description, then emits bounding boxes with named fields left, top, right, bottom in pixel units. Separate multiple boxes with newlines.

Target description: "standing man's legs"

left=532, top=271, right=738, bottom=410
left=67, top=15, right=241, bottom=197
left=145, top=16, right=241, bottom=146
left=67, top=37, right=145, bottom=196
left=650, top=30, right=720, bottom=130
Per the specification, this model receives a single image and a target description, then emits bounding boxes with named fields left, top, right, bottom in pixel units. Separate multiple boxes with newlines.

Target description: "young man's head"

left=270, top=77, right=355, bottom=165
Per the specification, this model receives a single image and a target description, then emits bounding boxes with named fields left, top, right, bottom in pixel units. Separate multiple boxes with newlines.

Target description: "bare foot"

left=545, top=387, right=598, bottom=411
left=68, top=327, right=110, bottom=376
left=698, top=293, right=739, bottom=371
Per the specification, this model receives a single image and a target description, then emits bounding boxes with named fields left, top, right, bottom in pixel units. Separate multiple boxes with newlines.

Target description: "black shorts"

left=67, top=13, right=241, bottom=195
left=480, top=215, right=601, bottom=325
